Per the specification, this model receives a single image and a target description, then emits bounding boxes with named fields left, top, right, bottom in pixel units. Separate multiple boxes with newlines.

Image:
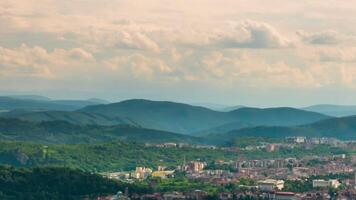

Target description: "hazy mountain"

left=221, top=105, right=245, bottom=112
left=51, top=100, right=104, bottom=107
left=207, top=115, right=356, bottom=144
left=0, top=110, right=133, bottom=126
left=197, top=107, right=330, bottom=135
left=228, top=107, right=329, bottom=126
left=80, top=99, right=231, bottom=134
left=0, top=98, right=330, bottom=135
left=303, top=104, right=356, bottom=117
left=191, top=102, right=231, bottom=111
left=80, top=99, right=330, bottom=135
left=0, top=118, right=201, bottom=144
left=87, top=98, right=110, bottom=104
left=0, top=96, right=106, bottom=111
left=0, top=97, right=78, bottom=111
left=7, top=95, right=52, bottom=101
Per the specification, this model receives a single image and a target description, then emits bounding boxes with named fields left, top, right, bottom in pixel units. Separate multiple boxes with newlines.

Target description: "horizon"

left=2, top=92, right=356, bottom=109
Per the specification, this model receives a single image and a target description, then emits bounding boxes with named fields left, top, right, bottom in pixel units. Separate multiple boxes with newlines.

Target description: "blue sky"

left=1, top=0, right=356, bottom=107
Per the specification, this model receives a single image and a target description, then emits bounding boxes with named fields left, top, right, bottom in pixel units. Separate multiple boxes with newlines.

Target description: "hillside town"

left=101, top=137, right=356, bottom=200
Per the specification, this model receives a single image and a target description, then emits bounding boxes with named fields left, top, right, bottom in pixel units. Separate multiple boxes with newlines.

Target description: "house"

left=258, top=179, right=285, bottom=191
left=312, top=179, right=340, bottom=189
left=151, top=170, right=175, bottom=179
left=274, top=192, right=297, bottom=200
left=131, top=167, right=152, bottom=179
left=312, top=179, right=329, bottom=188
left=218, top=192, right=233, bottom=200
left=163, top=192, right=186, bottom=200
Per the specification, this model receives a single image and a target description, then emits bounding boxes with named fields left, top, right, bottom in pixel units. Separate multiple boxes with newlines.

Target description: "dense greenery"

left=208, top=115, right=356, bottom=143
left=0, top=118, right=201, bottom=144
left=0, top=165, right=125, bottom=200
left=0, top=141, right=348, bottom=172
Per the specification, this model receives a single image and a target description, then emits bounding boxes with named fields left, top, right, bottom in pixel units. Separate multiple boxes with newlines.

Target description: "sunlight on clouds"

left=1, top=0, right=356, bottom=103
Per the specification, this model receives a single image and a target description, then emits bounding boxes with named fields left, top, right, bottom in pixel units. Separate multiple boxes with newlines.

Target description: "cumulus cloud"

left=297, top=30, right=341, bottom=45
left=115, top=31, right=160, bottom=53
left=216, top=20, right=293, bottom=49
left=104, top=54, right=174, bottom=80
left=0, top=44, right=94, bottom=78
left=2, top=0, right=356, bottom=98
left=297, top=46, right=356, bottom=63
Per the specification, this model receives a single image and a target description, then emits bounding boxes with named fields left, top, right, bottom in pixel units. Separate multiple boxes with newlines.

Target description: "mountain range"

left=5, top=99, right=327, bottom=135
left=0, top=95, right=355, bottom=144
left=206, top=115, right=356, bottom=144
left=0, top=95, right=109, bottom=111
left=303, top=104, right=356, bottom=117
left=0, top=118, right=200, bottom=144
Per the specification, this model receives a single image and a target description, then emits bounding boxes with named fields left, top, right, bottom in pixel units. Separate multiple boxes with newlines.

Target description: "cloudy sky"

left=1, top=0, right=356, bottom=107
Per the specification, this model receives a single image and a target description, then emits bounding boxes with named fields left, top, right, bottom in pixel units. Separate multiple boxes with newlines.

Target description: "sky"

left=1, top=0, right=356, bottom=107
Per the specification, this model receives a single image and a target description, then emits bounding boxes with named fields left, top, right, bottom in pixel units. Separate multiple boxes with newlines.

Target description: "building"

left=312, top=179, right=340, bottom=189
left=258, top=179, right=285, bottom=191
left=131, top=167, right=152, bottom=179
left=287, top=136, right=306, bottom=144
left=185, top=161, right=206, bottom=172
left=163, top=192, right=186, bottom=200
left=266, top=144, right=278, bottom=152
left=151, top=170, right=175, bottom=179
left=274, top=192, right=297, bottom=200
left=329, top=179, right=341, bottom=189
left=312, top=180, right=329, bottom=188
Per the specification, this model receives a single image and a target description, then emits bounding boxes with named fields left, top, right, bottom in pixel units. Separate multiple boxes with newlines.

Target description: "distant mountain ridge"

left=79, top=99, right=329, bottom=135
left=0, top=96, right=109, bottom=111
left=206, top=115, right=356, bottom=144
left=197, top=107, right=331, bottom=135
left=0, top=97, right=332, bottom=137
left=303, top=104, right=356, bottom=117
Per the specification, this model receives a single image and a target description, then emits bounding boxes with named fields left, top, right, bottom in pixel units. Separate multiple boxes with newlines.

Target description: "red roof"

left=275, top=192, right=296, bottom=196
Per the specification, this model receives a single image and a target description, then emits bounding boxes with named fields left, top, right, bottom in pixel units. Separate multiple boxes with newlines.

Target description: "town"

left=100, top=137, right=356, bottom=200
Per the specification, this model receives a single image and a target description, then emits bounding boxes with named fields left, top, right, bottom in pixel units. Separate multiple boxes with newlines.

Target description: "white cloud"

left=216, top=20, right=293, bottom=48
left=2, top=0, right=356, bottom=101
left=297, top=30, right=341, bottom=45
left=115, top=31, right=160, bottom=53
left=104, top=54, right=174, bottom=80
left=0, top=44, right=94, bottom=78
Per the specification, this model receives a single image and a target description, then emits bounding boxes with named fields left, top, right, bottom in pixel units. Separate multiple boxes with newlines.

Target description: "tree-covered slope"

left=0, top=118, right=201, bottom=144
left=0, top=165, right=134, bottom=200
left=207, top=115, right=356, bottom=144
left=0, top=141, right=346, bottom=172
left=80, top=99, right=330, bottom=135
left=1, top=110, right=132, bottom=126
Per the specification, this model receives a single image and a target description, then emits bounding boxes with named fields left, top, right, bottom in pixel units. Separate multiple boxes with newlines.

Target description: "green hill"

left=80, top=99, right=329, bottom=135
left=1, top=110, right=132, bottom=126
left=0, top=118, right=201, bottom=144
left=0, top=99, right=331, bottom=136
left=207, top=115, right=356, bottom=145
left=0, top=141, right=346, bottom=172
left=198, top=107, right=329, bottom=135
